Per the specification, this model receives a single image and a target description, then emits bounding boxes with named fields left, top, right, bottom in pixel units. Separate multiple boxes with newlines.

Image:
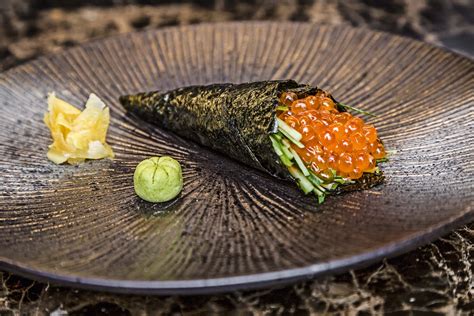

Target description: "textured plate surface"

left=0, top=22, right=472, bottom=294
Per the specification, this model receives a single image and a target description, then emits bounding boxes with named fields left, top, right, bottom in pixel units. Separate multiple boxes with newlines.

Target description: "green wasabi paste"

left=133, top=156, right=183, bottom=203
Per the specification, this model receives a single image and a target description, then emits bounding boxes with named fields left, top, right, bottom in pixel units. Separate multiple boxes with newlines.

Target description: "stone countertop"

left=0, top=1, right=473, bottom=315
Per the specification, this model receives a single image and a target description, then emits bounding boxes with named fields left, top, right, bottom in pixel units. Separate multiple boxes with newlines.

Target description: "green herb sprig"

left=337, top=102, right=377, bottom=117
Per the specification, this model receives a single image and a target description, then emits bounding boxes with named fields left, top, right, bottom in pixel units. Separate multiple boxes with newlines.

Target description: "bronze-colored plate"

left=0, top=22, right=472, bottom=295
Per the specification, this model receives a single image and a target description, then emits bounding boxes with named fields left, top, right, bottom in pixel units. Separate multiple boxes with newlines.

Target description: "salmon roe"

left=278, top=92, right=385, bottom=180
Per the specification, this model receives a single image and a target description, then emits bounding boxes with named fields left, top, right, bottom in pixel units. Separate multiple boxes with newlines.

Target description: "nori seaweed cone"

left=120, top=80, right=383, bottom=193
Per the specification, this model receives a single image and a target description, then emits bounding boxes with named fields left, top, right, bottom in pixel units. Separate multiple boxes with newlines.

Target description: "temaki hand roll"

left=120, top=80, right=386, bottom=203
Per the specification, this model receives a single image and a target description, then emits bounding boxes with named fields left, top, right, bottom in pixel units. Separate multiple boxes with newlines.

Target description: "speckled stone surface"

left=0, top=1, right=473, bottom=315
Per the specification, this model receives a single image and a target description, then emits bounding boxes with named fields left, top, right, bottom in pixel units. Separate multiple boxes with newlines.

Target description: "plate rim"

left=0, top=21, right=473, bottom=295
left=1, top=212, right=472, bottom=295
left=0, top=21, right=472, bottom=81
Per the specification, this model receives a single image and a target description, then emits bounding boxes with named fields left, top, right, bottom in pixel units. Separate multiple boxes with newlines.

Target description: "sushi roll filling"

left=271, top=91, right=386, bottom=202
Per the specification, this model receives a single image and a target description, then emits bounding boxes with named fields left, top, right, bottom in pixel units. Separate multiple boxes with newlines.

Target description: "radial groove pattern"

left=0, top=22, right=473, bottom=294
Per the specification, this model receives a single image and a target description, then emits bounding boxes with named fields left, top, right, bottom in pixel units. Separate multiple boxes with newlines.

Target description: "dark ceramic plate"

left=0, top=22, right=472, bottom=295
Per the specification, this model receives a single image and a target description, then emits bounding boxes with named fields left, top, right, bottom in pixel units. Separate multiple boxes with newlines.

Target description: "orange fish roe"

left=278, top=92, right=385, bottom=180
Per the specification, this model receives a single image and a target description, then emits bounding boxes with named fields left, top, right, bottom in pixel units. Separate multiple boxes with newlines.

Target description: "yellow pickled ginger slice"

left=44, top=93, right=114, bottom=164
